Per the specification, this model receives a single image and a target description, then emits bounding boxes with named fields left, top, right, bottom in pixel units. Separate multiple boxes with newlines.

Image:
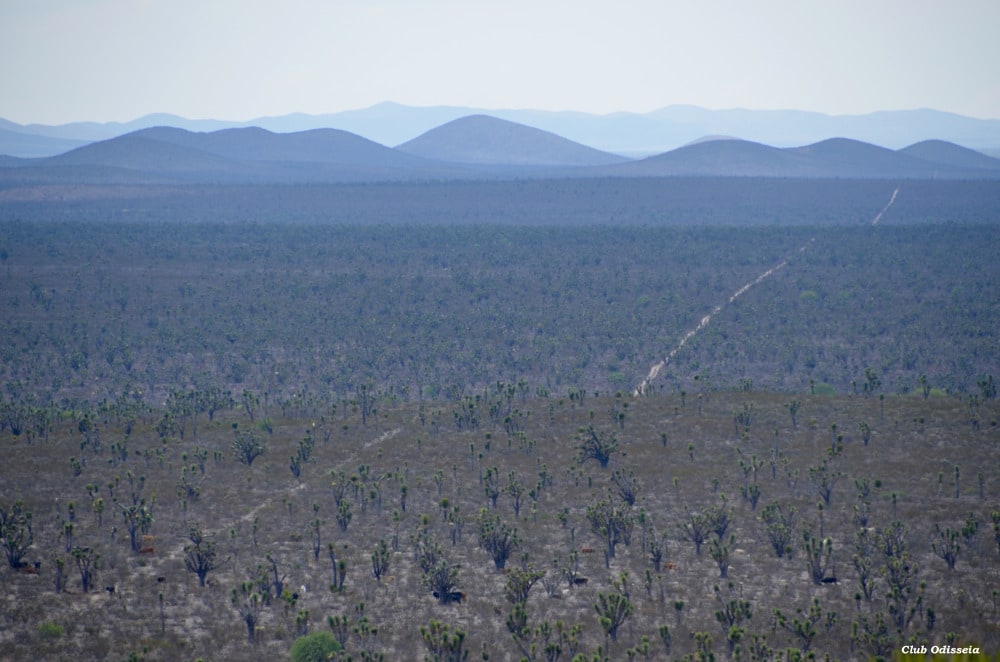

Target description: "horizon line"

left=4, top=102, right=1000, bottom=129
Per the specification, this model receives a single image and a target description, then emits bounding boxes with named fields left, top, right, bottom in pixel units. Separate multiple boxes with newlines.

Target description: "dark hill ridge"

left=395, top=114, right=631, bottom=167
left=132, top=125, right=432, bottom=167
left=608, top=139, right=810, bottom=177
left=899, top=139, right=1000, bottom=172
left=13, top=126, right=463, bottom=183
left=47, top=132, right=240, bottom=174
left=786, top=138, right=944, bottom=178
left=599, top=136, right=1000, bottom=179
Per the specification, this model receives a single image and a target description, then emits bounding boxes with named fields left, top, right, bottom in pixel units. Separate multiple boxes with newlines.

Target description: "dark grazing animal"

left=432, top=590, right=466, bottom=604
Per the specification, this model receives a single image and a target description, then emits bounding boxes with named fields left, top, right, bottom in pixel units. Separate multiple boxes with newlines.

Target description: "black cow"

left=432, top=590, right=466, bottom=604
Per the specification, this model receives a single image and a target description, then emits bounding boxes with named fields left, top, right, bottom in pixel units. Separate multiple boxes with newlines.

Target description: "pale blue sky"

left=2, top=0, right=998, bottom=124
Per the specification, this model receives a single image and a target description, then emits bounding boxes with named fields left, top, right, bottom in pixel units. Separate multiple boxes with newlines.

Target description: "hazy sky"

left=2, top=0, right=999, bottom=125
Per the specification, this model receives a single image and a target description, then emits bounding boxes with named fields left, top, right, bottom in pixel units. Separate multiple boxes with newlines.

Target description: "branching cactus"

left=594, top=579, right=634, bottom=642
left=787, top=400, right=801, bottom=429
left=53, top=556, right=65, bottom=593
left=231, top=580, right=263, bottom=644
left=506, top=601, right=530, bottom=643
left=353, top=602, right=380, bottom=656
left=327, top=613, right=351, bottom=648
left=709, top=534, right=735, bottom=578
left=586, top=497, right=633, bottom=562
left=775, top=597, right=837, bottom=653
left=611, top=468, right=640, bottom=506
left=809, top=460, right=843, bottom=506
left=761, top=502, right=796, bottom=559
left=184, top=526, right=219, bottom=587
left=504, top=472, right=525, bottom=517
left=658, top=624, right=672, bottom=656
left=483, top=467, right=501, bottom=509
left=118, top=500, right=153, bottom=553
left=853, top=528, right=879, bottom=601
left=232, top=429, right=266, bottom=466
left=503, top=566, right=545, bottom=605
left=423, top=559, right=462, bottom=605
left=310, top=510, right=322, bottom=561
left=877, top=523, right=922, bottom=631
left=294, top=609, right=309, bottom=637
left=0, top=499, right=33, bottom=569
left=802, top=527, right=833, bottom=585
left=371, top=538, right=391, bottom=582
left=476, top=508, right=519, bottom=570
left=679, top=509, right=710, bottom=556
left=714, top=581, right=752, bottom=653
left=645, top=526, right=666, bottom=572
left=420, top=619, right=469, bottom=662
left=70, top=546, right=99, bottom=593
left=858, top=421, right=872, bottom=446
left=733, top=402, right=756, bottom=433
left=336, top=499, right=352, bottom=532
left=576, top=424, right=619, bottom=468
left=932, top=524, right=961, bottom=570
left=705, top=502, right=733, bottom=540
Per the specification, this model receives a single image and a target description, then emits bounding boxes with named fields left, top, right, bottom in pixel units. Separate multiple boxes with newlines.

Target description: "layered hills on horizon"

left=2, top=113, right=1000, bottom=185
left=4, top=102, right=1000, bottom=159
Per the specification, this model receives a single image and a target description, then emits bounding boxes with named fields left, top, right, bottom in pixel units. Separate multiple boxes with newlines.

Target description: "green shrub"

left=38, top=621, right=64, bottom=638
left=289, top=631, right=341, bottom=662
left=812, top=382, right=837, bottom=396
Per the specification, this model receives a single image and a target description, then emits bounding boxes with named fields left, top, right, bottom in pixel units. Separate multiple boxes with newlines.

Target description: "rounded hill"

left=395, top=114, right=631, bottom=167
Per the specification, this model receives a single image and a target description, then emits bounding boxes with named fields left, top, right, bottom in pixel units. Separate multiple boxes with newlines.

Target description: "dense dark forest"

left=1, top=176, right=999, bottom=662
left=3, top=178, right=999, bottom=227
left=1, top=216, right=998, bottom=406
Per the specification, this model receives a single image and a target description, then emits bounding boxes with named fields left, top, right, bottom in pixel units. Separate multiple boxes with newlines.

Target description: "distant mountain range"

left=3, top=103, right=1000, bottom=159
left=2, top=113, right=999, bottom=185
